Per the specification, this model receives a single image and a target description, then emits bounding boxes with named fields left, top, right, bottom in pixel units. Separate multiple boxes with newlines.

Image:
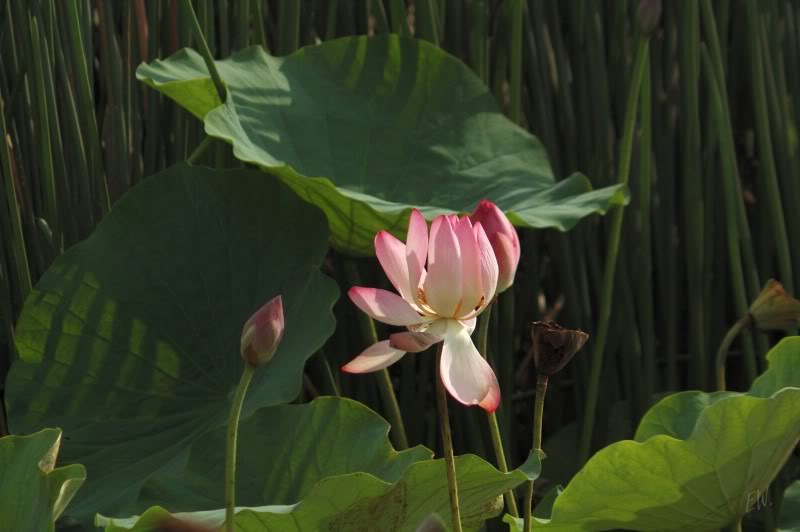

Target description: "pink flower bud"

left=469, top=200, right=520, bottom=293
left=240, top=295, right=284, bottom=367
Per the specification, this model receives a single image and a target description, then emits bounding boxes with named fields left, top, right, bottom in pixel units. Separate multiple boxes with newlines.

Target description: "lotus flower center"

left=418, top=287, right=428, bottom=306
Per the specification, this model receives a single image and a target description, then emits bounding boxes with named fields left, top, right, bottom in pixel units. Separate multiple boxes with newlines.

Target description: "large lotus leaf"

left=134, top=397, right=433, bottom=511
left=4, top=163, right=338, bottom=520
left=780, top=481, right=800, bottom=532
left=0, top=428, right=85, bottom=531
left=505, top=337, right=800, bottom=531
left=136, top=35, right=625, bottom=255
left=99, top=452, right=541, bottom=532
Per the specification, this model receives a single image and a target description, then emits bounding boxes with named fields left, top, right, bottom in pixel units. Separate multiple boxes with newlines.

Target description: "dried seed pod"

left=530, top=321, right=588, bottom=377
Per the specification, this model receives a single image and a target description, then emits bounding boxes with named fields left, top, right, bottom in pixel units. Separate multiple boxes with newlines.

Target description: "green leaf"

left=0, top=428, right=85, bottom=531
left=100, top=450, right=541, bottom=532
left=779, top=481, right=800, bottom=532
left=5, top=163, right=338, bottom=520
left=137, top=36, right=625, bottom=255
left=135, top=397, right=433, bottom=511
left=506, top=337, right=800, bottom=532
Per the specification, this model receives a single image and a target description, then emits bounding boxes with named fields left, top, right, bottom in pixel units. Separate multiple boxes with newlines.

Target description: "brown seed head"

left=530, top=321, right=589, bottom=377
left=636, top=0, right=662, bottom=37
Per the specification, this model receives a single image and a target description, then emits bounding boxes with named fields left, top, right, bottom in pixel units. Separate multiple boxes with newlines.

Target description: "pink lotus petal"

left=424, top=215, right=462, bottom=316
left=426, top=215, right=446, bottom=265
left=406, top=209, right=428, bottom=306
left=375, top=231, right=414, bottom=303
left=469, top=200, right=519, bottom=249
left=342, top=341, right=405, bottom=373
left=439, top=324, right=501, bottom=411
left=478, top=371, right=501, bottom=412
left=455, top=216, right=482, bottom=316
left=491, top=232, right=519, bottom=294
left=474, top=223, right=499, bottom=307
left=349, top=287, right=425, bottom=326
left=389, top=331, right=442, bottom=352
left=470, top=200, right=520, bottom=293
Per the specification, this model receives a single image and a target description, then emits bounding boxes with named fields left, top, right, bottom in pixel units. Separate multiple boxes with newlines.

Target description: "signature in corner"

left=745, top=489, right=771, bottom=513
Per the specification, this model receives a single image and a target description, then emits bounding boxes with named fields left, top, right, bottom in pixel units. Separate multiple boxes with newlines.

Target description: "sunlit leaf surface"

left=138, top=35, right=625, bottom=255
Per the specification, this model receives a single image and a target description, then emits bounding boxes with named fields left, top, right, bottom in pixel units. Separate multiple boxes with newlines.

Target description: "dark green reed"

left=1, top=2, right=798, bottom=529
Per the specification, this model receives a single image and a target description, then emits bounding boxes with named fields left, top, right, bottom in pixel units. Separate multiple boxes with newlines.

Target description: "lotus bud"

left=469, top=199, right=520, bottom=293
left=530, top=321, right=588, bottom=377
left=748, top=279, right=800, bottom=331
left=240, top=295, right=284, bottom=368
left=636, top=0, right=662, bottom=37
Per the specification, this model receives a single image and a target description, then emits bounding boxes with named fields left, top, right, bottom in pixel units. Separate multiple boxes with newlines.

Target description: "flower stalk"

left=180, top=0, right=227, bottom=102
left=579, top=35, right=650, bottom=464
left=436, top=343, right=463, bottom=532
left=522, top=374, right=548, bottom=532
left=714, top=316, right=751, bottom=392
left=477, top=303, right=519, bottom=517
left=225, top=365, right=255, bottom=531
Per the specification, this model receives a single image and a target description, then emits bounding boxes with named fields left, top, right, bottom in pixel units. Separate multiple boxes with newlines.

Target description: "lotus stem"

left=436, top=343, right=463, bottom=532
left=578, top=36, right=650, bottom=464
left=523, top=374, right=548, bottom=532
left=715, top=316, right=752, bottom=391
left=532, top=376, right=547, bottom=461
left=180, top=0, right=227, bottom=102
left=187, top=136, right=213, bottom=165
left=225, top=365, right=255, bottom=531
left=477, top=303, right=519, bottom=517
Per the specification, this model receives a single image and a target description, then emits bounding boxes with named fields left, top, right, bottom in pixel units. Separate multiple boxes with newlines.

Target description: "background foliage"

left=1, top=0, right=799, bottom=530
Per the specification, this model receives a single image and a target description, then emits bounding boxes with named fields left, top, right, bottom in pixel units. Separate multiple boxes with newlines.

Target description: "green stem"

left=180, top=0, right=227, bottom=102
left=578, top=37, right=650, bottom=463
left=317, top=350, right=341, bottom=397
left=375, top=366, right=409, bottom=448
left=476, top=303, right=519, bottom=517
left=523, top=375, right=548, bottom=532
left=745, top=0, right=793, bottom=295
left=715, top=316, right=751, bottom=392
left=225, top=365, right=255, bottom=531
left=237, top=0, right=250, bottom=49
left=436, top=343, right=463, bottom=532
left=679, top=0, right=705, bottom=390
left=388, top=0, right=408, bottom=35
left=636, top=57, right=656, bottom=402
left=187, top=136, right=213, bottom=165
left=508, top=0, right=523, bottom=123
left=699, top=32, right=759, bottom=384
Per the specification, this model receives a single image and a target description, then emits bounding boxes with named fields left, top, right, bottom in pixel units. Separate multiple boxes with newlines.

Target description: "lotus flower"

left=240, top=295, right=284, bottom=367
left=343, top=209, right=501, bottom=412
left=469, top=200, right=520, bottom=293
